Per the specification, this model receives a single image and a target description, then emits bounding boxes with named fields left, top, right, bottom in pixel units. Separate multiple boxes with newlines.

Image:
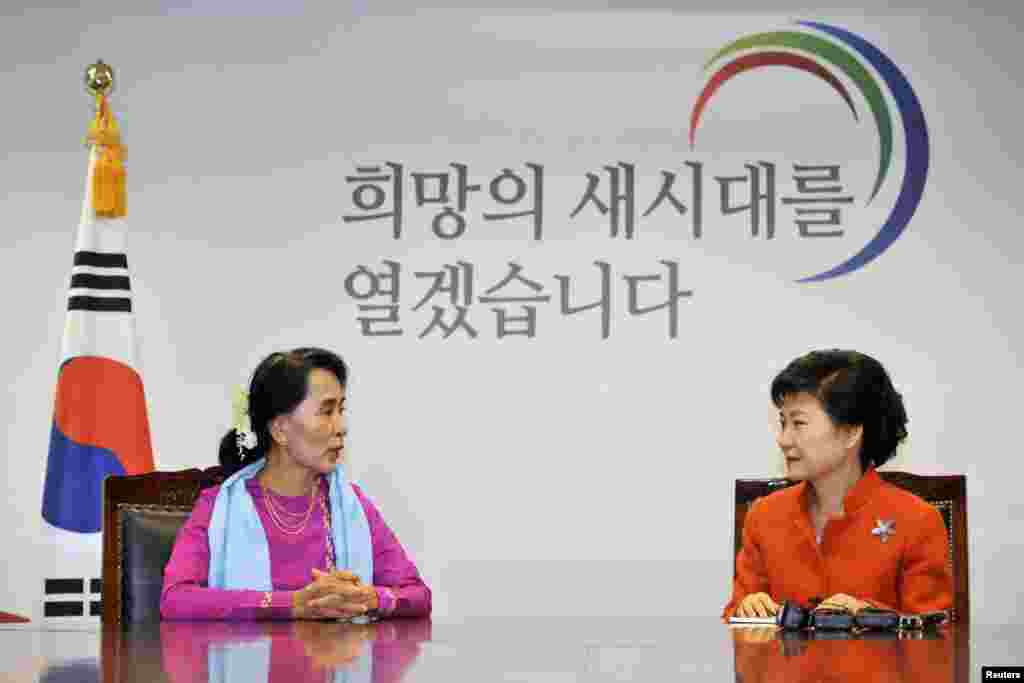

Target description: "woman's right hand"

left=292, top=582, right=328, bottom=620
left=735, top=592, right=780, bottom=618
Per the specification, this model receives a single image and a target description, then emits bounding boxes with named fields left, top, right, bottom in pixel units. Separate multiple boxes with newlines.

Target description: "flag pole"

left=38, top=59, right=153, bottom=625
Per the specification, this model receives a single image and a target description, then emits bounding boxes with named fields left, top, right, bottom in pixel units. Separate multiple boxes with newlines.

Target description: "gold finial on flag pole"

left=84, top=60, right=115, bottom=97
left=84, top=60, right=125, bottom=218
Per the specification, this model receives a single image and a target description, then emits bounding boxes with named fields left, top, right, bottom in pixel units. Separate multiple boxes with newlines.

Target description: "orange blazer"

left=723, top=469, right=953, bottom=619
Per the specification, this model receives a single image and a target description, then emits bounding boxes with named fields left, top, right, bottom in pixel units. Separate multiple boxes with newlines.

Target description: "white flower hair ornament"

left=232, top=385, right=258, bottom=455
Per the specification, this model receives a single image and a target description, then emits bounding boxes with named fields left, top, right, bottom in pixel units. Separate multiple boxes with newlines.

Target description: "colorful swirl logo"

left=689, top=21, right=929, bottom=282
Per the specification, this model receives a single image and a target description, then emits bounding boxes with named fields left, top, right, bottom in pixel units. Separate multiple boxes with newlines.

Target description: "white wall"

left=1, top=2, right=1021, bottom=623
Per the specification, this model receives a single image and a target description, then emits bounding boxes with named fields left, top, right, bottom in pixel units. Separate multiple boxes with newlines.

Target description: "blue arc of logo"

left=797, top=21, right=929, bottom=283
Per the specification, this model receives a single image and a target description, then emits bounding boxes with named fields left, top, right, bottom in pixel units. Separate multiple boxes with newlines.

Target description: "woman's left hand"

left=815, top=593, right=870, bottom=613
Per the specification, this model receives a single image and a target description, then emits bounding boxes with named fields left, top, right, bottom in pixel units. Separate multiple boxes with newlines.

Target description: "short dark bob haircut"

left=219, top=347, right=348, bottom=476
left=770, top=349, right=908, bottom=470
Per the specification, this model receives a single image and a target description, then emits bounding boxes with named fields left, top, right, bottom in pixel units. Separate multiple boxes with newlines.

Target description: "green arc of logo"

left=708, top=31, right=892, bottom=202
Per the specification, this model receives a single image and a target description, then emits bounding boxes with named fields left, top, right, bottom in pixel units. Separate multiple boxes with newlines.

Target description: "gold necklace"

left=260, top=478, right=316, bottom=536
left=320, top=489, right=337, bottom=570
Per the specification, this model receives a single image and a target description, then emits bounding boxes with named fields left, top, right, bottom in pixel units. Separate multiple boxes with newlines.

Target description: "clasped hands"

left=735, top=592, right=870, bottom=618
left=293, top=568, right=379, bottom=620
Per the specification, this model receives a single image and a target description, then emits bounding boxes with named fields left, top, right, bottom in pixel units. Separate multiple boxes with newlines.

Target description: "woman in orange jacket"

left=723, top=349, right=953, bottom=620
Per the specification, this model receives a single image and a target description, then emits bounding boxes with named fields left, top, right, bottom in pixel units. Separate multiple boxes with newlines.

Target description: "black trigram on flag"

left=43, top=577, right=101, bottom=618
left=67, top=251, right=132, bottom=313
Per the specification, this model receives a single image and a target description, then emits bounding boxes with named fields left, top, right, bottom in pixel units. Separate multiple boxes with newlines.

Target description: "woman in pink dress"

left=160, top=347, right=431, bottom=620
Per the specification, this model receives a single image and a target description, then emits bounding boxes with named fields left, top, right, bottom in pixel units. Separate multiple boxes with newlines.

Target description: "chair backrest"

left=733, top=471, right=968, bottom=622
left=101, top=467, right=225, bottom=623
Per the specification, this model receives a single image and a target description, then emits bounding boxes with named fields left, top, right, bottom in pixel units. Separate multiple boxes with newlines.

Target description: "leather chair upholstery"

left=119, top=506, right=194, bottom=622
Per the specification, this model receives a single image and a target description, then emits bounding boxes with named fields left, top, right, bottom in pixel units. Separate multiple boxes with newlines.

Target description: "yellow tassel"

left=86, top=94, right=126, bottom=218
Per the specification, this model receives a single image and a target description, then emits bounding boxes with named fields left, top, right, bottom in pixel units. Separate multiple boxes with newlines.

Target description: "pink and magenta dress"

left=161, top=476, right=431, bottom=620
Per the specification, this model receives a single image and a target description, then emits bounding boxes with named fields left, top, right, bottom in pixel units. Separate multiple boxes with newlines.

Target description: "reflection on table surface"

left=1, top=618, right=1020, bottom=682
left=132, top=618, right=429, bottom=683
left=732, top=624, right=965, bottom=683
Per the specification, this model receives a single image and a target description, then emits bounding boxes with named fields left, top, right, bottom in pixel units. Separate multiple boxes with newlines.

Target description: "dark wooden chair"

left=101, top=466, right=225, bottom=623
left=733, top=472, right=969, bottom=622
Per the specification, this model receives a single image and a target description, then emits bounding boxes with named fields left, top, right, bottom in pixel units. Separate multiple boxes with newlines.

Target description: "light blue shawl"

left=207, top=458, right=373, bottom=589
